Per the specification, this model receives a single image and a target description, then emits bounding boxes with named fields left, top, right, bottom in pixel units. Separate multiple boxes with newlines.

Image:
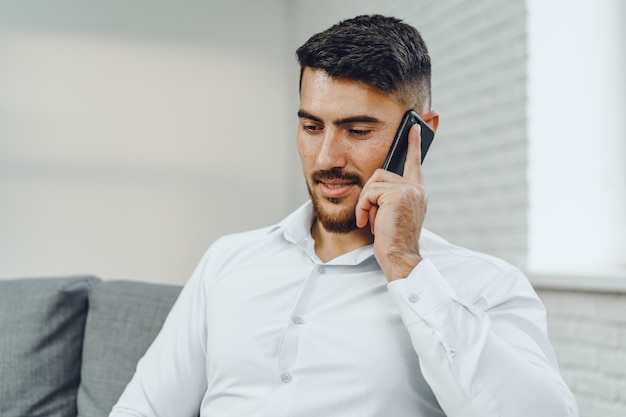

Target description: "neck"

left=311, top=219, right=374, bottom=263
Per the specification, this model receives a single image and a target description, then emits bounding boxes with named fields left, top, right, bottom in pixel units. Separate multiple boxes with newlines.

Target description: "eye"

left=348, top=128, right=372, bottom=137
left=301, top=123, right=323, bottom=134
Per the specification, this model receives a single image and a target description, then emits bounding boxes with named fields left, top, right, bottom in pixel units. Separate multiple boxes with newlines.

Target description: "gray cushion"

left=77, top=280, right=181, bottom=417
left=0, top=275, right=99, bottom=417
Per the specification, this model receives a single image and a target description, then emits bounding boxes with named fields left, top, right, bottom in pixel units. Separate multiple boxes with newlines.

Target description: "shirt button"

left=408, top=293, right=420, bottom=303
left=317, top=265, right=326, bottom=274
left=448, top=348, right=457, bottom=358
left=281, top=373, right=292, bottom=383
left=292, top=316, right=304, bottom=325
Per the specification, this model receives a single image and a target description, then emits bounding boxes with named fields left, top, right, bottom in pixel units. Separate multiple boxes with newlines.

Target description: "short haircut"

left=296, top=14, right=432, bottom=111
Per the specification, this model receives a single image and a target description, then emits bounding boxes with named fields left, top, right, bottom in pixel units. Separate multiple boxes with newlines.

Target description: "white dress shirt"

left=110, top=202, right=578, bottom=417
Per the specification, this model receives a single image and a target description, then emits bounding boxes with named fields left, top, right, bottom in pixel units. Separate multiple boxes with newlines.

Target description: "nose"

left=316, top=128, right=347, bottom=170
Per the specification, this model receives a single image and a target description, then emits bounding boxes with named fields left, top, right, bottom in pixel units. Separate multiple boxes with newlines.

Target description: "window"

left=527, top=0, right=626, bottom=285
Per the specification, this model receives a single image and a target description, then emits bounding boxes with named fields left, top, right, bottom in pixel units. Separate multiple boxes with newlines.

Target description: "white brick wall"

left=290, top=2, right=626, bottom=416
left=539, top=289, right=626, bottom=417
left=420, top=0, right=528, bottom=268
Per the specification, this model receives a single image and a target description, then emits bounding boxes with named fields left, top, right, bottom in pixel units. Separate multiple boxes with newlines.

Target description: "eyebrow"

left=297, top=110, right=382, bottom=126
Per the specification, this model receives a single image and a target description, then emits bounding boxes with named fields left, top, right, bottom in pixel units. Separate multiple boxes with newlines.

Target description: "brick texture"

left=539, top=289, right=626, bottom=416
left=418, top=0, right=528, bottom=269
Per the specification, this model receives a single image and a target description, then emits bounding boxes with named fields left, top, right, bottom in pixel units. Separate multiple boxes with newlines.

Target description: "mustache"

left=311, top=168, right=363, bottom=187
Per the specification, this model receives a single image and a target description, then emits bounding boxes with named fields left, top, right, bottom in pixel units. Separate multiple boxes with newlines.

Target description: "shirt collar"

left=274, top=200, right=375, bottom=266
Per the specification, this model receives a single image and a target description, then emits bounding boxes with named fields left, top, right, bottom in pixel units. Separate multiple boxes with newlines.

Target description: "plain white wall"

left=0, top=0, right=297, bottom=283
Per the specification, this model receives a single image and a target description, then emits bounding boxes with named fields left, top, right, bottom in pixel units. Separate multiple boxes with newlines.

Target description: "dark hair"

left=296, top=14, right=432, bottom=110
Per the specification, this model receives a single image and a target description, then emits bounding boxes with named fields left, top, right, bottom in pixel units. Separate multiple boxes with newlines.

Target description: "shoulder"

left=421, top=229, right=514, bottom=273
left=205, top=224, right=284, bottom=267
left=193, top=203, right=313, bottom=286
left=188, top=224, right=285, bottom=290
left=419, top=229, right=535, bottom=302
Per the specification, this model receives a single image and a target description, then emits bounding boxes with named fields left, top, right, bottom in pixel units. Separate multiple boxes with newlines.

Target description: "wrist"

left=385, top=254, right=422, bottom=282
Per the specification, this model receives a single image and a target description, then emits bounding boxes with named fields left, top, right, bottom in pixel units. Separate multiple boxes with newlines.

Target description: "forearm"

left=388, top=259, right=578, bottom=417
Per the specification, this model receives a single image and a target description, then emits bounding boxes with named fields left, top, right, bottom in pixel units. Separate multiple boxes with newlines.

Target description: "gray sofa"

left=0, top=275, right=182, bottom=417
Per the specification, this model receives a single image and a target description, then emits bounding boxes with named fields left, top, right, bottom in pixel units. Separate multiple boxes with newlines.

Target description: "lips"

left=311, top=169, right=363, bottom=200
left=319, top=180, right=357, bottom=198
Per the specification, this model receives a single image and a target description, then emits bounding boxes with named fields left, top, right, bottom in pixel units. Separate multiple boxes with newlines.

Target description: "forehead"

left=299, top=68, right=404, bottom=121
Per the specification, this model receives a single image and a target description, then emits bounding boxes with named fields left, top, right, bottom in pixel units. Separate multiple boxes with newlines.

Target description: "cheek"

left=296, top=131, right=393, bottom=176
left=296, top=137, right=315, bottom=171
left=355, top=141, right=392, bottom=175
left=297, top=139, right=317, bottom=177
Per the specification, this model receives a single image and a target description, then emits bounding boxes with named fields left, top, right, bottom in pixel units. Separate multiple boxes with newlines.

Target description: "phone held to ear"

left=382, top=110, right=435, bottom=176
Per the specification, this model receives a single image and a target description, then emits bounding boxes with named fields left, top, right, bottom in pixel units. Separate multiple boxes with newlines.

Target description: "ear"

left=421, top=110, right=439, bottom=133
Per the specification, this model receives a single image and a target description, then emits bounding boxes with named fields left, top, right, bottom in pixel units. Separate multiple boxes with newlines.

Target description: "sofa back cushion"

left=77, top=280, right=181, bottom=417
left=0, top=275, right=99, bottom=417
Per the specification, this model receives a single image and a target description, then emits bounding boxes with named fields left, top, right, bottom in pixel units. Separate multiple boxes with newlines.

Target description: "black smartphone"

left=382, top=110, right=435, bottom=176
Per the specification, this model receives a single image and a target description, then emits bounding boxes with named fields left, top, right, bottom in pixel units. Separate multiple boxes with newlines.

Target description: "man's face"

left=297, top=68, right=406, bottom=234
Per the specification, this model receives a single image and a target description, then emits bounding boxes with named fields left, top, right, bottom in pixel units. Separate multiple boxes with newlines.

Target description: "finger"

left=355, top=195, right=374, bottom=228
left=368, top=205, right=378, bottom=234
left=355, top=178, right=388, bottom=229
left=402, top=123, right=423, bottom=185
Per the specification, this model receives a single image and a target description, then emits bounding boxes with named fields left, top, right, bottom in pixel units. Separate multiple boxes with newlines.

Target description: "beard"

left=307, top=168, right=364, bottom=234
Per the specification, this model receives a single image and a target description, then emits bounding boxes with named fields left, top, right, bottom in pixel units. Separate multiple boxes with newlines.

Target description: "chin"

left=311, top=196, right=358, bottom=234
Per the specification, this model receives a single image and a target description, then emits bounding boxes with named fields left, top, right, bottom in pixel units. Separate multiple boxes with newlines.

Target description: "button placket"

left=272, top=264, right=322, bottom=393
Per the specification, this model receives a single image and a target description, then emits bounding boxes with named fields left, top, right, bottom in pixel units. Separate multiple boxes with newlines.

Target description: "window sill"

left=527, top=268, right=626, bottom=293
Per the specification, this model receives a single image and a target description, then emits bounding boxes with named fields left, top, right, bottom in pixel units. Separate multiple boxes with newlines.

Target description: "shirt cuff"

left=387, top=258, right=458, bottom=326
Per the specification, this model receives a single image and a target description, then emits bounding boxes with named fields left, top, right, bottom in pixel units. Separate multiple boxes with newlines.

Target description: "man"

left=111, top=15, right=577, bottom=417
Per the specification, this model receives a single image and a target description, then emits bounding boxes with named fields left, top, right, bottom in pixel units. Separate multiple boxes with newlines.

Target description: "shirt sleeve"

left=109, top=252, right=211, bottom=417
left=387, top=258, right=579, bottom=417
